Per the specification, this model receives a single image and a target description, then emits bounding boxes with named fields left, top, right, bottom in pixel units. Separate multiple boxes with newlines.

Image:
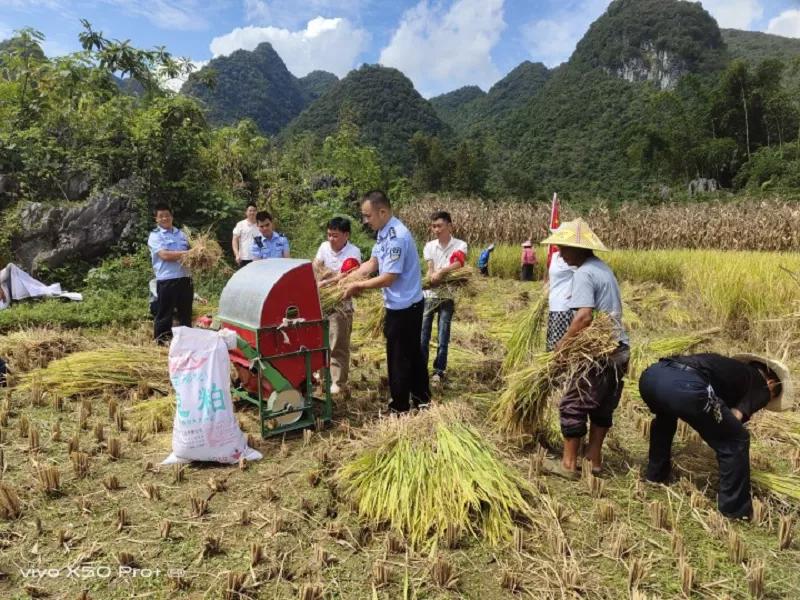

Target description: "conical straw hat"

left=732, top=353, right=793, bottom=412
left=540, top=218, right=608, bottom=251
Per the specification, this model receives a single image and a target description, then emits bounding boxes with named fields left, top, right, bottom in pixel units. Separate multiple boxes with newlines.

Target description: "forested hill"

left=722, top=28, right=800, bottom=64
left=181, top=43, right=336, bottom=135
left=430, top=61, right=550, bottom=134
left=284, top=64, right=450, bottom=170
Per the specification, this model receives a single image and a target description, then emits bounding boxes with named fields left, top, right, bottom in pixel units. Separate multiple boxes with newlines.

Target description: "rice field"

left=0, top=247, right=798, bottom=599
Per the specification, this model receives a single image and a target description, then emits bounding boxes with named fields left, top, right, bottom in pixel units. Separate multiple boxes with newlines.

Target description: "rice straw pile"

left=18, top=345, right=169, bottom=398
left=180, top=228, right=224, bottom=273
left=751, top=411, right=800, bottom=446
left=752, top=471, right=800, bottom=502
left=490, top=312, right=619, bottom=444
left=336, top=404, right=535, bottom=548
left=628, top=329, right=719, bottom=379
left=501, top=290, right=547, bottom=375
left=0, top=327, right=89, bottom=372
left=126, top=395, right=175, bottom=431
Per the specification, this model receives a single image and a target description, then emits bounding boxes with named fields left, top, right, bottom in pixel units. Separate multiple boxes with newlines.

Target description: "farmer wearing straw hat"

left=540, top=218, right=629, bottom=479
left=520, top=240, right=537, bottom=281
left=639, top=352, right=791, bottom=519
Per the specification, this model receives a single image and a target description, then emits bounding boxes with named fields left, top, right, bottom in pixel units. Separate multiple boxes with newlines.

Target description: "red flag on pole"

left=546, top=192, right=560, bottom=270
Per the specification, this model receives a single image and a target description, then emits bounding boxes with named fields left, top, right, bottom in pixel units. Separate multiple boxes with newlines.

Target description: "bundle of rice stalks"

left=318, top=273, right=370, bottom=316
left=628, top=329, right=718, bottom=380
left=490, top=312, right=619, bottom=443
left=180, top=228, right=224, bottom=273
left=751, top=411, right=800, bottom=447
left=501, top=291, right=547, bottom=375
left=752, top=471, right=800, bottom=502
left=126, top=395, right=175, bottom=432
left=18, top=345, right=169, bottom=398
left=336, top=404, right=535, bottom=548
left=422, top=267, right=475, bottom=300
left=0, top=328, right=89, bottom=372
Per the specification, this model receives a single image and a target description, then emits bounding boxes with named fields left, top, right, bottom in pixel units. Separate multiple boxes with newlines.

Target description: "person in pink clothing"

left=520, top=240, right=537, bottom=281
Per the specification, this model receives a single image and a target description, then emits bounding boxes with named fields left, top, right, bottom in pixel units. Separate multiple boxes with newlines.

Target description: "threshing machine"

left=217, top=259, right=332, bottom=438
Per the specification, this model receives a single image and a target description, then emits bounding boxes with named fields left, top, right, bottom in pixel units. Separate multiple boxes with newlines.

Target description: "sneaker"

left=330, top=383, right=341, bottom=395
left=431, top=373, right=442, bottom=386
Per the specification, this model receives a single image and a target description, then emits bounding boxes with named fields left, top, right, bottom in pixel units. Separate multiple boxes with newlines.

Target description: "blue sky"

left=1, top=0, right=799, bottom=96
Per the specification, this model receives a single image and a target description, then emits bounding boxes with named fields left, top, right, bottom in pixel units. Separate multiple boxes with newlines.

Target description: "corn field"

left=400, top=196, right=800, bottom=251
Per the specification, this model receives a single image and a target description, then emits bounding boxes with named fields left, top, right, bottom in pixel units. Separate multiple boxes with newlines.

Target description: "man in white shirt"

left=314, top=217, right=362, bottom=396
left=421, top=211, right=468, bottom=384
left=231, top=203, right=259, bottom=267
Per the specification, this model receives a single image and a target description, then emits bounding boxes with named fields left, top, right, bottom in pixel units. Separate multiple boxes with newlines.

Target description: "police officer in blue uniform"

left=250, top=211, right=290, bottom=260
left=147, top=203, right=193, bottom=344
left=343, top=190, right=430, bottom=412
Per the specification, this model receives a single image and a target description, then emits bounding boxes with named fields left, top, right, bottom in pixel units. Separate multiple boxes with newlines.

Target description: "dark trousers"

left=520, top=263, right=535, bottom=281
left=639, top=361, right=752, bottom=518
left=479, top=266, right=489, bottom=276
left=420, top=298, right=454, bottom=376
left=238, top=260, right=252, bottom=269
left=560, top=345, right=629, bottom=438
left=154, top=277, right=193, bottom=344
left=385, top=299, right=430, bottom=412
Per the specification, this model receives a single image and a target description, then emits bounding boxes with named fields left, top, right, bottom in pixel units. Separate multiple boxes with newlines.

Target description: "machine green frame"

left=229, top=318, right=333, bottom=438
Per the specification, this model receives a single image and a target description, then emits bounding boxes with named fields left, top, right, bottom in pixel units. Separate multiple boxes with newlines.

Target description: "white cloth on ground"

left=0, top=263, right=82, bottom=309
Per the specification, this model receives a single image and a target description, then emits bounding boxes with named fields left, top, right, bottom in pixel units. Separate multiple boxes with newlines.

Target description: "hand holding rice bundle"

left=179, top=228, right=224, bottom=273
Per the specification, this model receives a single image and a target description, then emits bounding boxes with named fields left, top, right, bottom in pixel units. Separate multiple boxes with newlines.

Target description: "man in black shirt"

left=638, top=352, right=791, bottom=519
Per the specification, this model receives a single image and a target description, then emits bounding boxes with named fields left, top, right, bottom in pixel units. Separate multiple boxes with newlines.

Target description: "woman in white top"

left=231, top=203, right=260, bottom=267
left=546, top=250, right=577, bottom=351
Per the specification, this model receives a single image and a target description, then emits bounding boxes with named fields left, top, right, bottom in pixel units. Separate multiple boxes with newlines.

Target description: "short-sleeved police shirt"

left=569, top=256, right=628, bottom=345
left=251, top=233, right=290, bottom=259
left=370, top=216, right=423, bottom=310
left=147, top=226, right=190, bottom=281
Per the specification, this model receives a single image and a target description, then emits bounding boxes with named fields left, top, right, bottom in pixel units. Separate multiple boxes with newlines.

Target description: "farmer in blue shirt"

left=343, top=190, right=430, bottom=412
left=477, top=244, right=495, bottom=276
left=250, top=211, right=290, bottom=260
left=147, top=203, right=193, bottom=344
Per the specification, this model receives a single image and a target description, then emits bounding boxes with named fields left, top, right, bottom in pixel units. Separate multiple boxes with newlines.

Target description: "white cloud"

left=767, top=9, right=800, bottom=38
left=699, top=0, right=763, bottom=30
left=378, top=0, right=505, bottom=98
left=161, top=59, right=208, bottom=92
left=520, top=0, right=610, bottom=68
left=209, top=17, right=369, bottom=78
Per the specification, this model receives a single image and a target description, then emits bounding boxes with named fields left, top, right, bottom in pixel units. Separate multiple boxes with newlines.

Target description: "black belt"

left=660, top=358, right=701, bottom=375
